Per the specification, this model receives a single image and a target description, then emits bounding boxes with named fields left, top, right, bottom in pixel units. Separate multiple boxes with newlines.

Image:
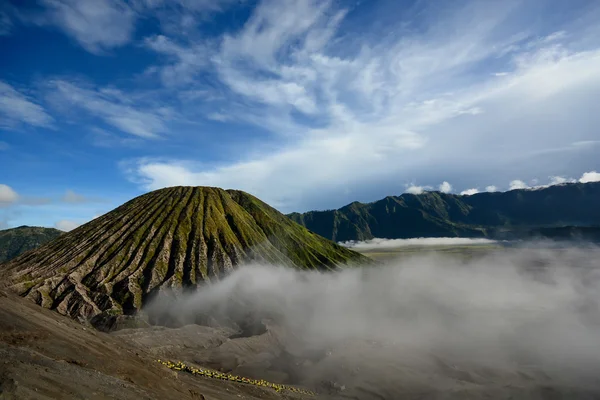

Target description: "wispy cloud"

left=132, top=0, right=242, bottom=36
left=30, top=0, right=244, bottom=54
left=87, top=127, right=143, bottom=148
left=485, top=186, right=498, bottom=192
left=46, top=80, right=169, bottom=138
left=143, top=35, right=209, bottom=86
left=130, top=0, right=600, bottom=211
left=37, top=0, right=136, bottom=54
left=0, top=81, right=54, bottom=129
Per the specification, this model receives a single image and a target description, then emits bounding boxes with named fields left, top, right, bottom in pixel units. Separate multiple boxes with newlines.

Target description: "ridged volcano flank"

left=2, top=187, right=367, bottom=321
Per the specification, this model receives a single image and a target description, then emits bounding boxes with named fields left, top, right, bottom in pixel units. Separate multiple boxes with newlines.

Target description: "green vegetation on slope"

left=1, top=187, right=368, bottom=324
left=289, top=182, right=600, bottom=241
left=0, top=226, right=63, bottom=263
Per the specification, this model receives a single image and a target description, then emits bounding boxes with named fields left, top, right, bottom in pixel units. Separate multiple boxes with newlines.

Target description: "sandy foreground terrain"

left=0, top=290, right=308, bottom=400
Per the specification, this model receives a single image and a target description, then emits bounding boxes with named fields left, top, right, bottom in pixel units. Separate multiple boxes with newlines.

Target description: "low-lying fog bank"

left=142, top=245, right=600, bottom=399
left=340, top=237, right=499, bottom=250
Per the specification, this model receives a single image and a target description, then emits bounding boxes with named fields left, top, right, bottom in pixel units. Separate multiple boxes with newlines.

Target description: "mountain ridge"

left=0, top=226, right=64, bottom=263
left=288, top=182, right=600, bottom=242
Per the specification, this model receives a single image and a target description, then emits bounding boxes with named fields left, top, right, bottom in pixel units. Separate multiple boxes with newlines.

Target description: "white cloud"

left=130, top=0, right=600, bottom=211
left=438, top=181, right=452, bottom=194
left=405, top=185, right=425, bottom=195
left=485, top=186, right=498, bottom=192
left=580, top=171, right=600, bottom=183
left=54, top=219, right=81, bottom=232
left=38, top=0, right=135, bottom=54
left=47, top=80, right=169, bottom=138
left=0, top=81, right=54, bottom=129
left=460, top=188, right=479, bottom=196
left=341, top=237, right=497, bottom=250
left=509, top=180, right=529, bottom=190
left=0, top=184, right=19, bottom=205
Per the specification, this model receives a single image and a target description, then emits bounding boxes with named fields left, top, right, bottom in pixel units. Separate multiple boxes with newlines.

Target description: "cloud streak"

left=46, top=80, right=170, bottom=138
left=37, top=0, right=136, bottom=54
left=0, top=81, right=54, bottom=129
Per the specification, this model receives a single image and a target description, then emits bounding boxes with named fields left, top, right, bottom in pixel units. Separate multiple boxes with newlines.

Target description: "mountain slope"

left=1, top=187, right=367, bottom=323
left=0, top=226, right=63, bottom=263
left=289, top=182, right=600, bottom=242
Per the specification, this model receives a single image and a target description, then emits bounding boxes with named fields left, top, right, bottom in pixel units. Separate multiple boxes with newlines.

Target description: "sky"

left=1, top=0, right=600, bottom=231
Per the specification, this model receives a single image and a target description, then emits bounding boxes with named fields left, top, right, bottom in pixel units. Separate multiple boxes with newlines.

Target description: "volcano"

left=1, top=187, right=367, bottom=323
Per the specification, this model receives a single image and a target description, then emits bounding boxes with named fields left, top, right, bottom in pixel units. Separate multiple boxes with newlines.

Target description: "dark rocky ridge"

left=289, top=182, right=600, bottom=242
left=1, top=187, right=367, bottom=325
left=0, top=226, right=63, bottom=263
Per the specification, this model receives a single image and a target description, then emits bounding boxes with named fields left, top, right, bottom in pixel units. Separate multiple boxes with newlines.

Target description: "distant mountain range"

left=289, top=182, right=600, bottom=242
left=1, top=187, right=367, bottom=327
left=0, top=226, right=63, bottom=263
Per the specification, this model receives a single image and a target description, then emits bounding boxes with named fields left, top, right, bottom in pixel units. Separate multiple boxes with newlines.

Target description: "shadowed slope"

left=289, top=182, right=600, bottom=241
left=1, top=187, right=367, bottom=323
left=0, top=226, right=64, bottom=263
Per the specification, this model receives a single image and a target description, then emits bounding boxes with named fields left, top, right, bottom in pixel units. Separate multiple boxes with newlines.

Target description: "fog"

left=147, top=245, right=600, bottom=398
left=340, top=237, right=498, bottom=249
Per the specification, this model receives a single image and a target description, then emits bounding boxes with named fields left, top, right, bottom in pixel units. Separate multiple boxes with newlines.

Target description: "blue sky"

left=1, top=0, right=600, bottom=231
